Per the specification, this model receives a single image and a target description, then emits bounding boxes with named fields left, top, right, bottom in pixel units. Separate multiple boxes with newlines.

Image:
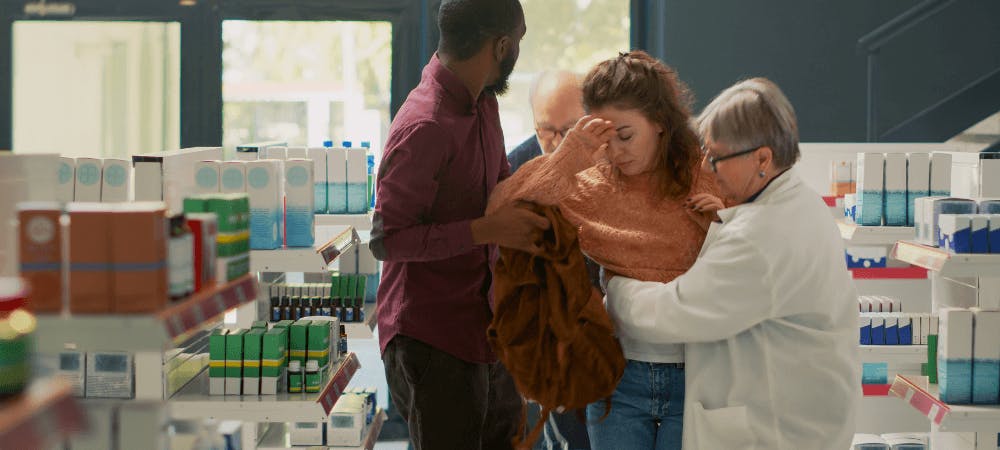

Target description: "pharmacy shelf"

left=860, top=345, right=927, bottom=364
left=170, top=352, right=360, bottom=422
left=251, top=226, right=359, bottom=273
left=837, top=220, right=915, bottom=246
left=34, top=274, right=259, bottom=353
left=344, top=304, right=377, bottom=339
left=889, top=375, right=1000, bottom=433
left=0, top=379, right=87, bottom=450
left=850, top=267, right=928, bottom=280
left=257, top=408, right=387, bottom=450
left=891, top=241, right=1000, bottom=277
left=315, top=213, right=373, bottom=231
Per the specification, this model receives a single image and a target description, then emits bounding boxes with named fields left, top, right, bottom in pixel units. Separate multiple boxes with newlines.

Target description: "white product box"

left=844, top=193, right=857, bottom=222
left=929, top=198, right=977, bottom=248
left=247, top=160, right=284, bottom=250
left=856, top=152, right=885, bottom=226
left=906, top=153, right=930, bottom=227
left=38, top=351, right=86, bottom=397
left=100, top=158, right=131, bottom=202
left=307, top=148, right=328, bottom=214
left=851, top=434, right=888, bottom=449
left=937, top=308, right=973, bottom=404
left=85, top=352, right=134, bottom=399
left=359, top=242, right=378, bottom=274
left=930, top=152, right=952, bottom=197
left=339, top=245, right=359, bottom=274
left=132, top=147, right=225, bottom=213
left=939, top=214, right=972, bottom=253
left=884, top=153, right=907, bottom=226
left=970, top=308, right=1000, bottom=404
left=910, top=314, right=921, bottom=345
left=289, top=422, right=326, bottom=446
left=346, top=148, right=368, bottom=214
left=980, top=153, right=1000, bottom=198
left=329, top=394, right=366, bottom=446
left=56, top=157, right=75, bottom=203
left=287, top=147, right=308, bottom=159
left=194, top=160, right=222, bottom=194
left=220, top=161, right=247, bottom=194
left=263, top=146, right=287, bottom=160
left=327, top=147, right=348, bottom=214
left=285, top=159, right=315, bottom=247
left=74, top=157, right=103, bottom=202
left=920, top=314, right=930, bottom=345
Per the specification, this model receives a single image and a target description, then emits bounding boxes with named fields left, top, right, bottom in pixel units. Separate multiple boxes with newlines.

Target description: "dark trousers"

left=383, top=335, right=524, bottom=450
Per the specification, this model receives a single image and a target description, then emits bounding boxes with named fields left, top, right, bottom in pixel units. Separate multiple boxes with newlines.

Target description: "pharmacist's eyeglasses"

left=702, top=145, right=762, bottom=173
left=535, top=126, right=572, bottom=141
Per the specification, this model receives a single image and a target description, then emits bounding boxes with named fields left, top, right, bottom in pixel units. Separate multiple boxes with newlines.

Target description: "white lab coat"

left=606, top=171, right=860, bottom=450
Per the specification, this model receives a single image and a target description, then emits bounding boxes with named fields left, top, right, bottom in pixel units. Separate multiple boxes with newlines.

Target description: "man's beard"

left=485, top=50, right=517, bottom=96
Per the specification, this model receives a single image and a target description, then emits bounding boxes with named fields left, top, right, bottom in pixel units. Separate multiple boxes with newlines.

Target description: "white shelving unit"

left=252, top=226, right=360, bottom=273
left=170, top=352, right=361, bottom=423
left=34, top=274, right=259, bottom=353
left=838, top=220, right=916, bottom=246
left=256, top=408, right=387, bottom=450
left=891, top=241, right=1000, bottom=277
left=890, top=375, right=1000, bottom=433
left=0, top=379, right=87, bottom=449
left=860, top=345, right=927, bottom=364
left=315, top=214, right=373, bottom=231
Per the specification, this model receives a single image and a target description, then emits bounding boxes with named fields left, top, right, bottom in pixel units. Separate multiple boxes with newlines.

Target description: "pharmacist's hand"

left=567, top=115, right=615, bottom=150
left=471, top=204, right=551, bottom=254
left=686, top=193, right=725, bottom=221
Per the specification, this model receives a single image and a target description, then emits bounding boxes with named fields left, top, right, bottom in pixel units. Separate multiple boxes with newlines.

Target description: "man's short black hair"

left=438, top=0, right=524, bottom=61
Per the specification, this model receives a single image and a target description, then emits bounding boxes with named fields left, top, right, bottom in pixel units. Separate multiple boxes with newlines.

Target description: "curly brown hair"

left=582, top=50, right=701, bottom=200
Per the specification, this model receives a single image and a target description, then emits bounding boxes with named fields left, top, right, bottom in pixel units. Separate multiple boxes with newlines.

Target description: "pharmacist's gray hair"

left=696, top=77, right=800, bottom=169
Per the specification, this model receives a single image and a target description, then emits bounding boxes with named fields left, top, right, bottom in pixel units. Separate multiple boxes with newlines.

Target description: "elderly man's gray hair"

left=697, top=77, right=800, bottom=169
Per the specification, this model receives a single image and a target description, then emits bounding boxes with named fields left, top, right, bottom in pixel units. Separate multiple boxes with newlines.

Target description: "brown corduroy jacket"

left=488, top=204, right=626, bottom=449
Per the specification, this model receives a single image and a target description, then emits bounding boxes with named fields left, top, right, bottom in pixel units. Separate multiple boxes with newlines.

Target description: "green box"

left=356, top=276, right=367, bottom=301
left=251, top=321, right=268, bottom=330
left=305, top=362, right=323, bottom=393
left=207, top=194, right=250, bottom=232
left=183, top=196, right=209, bottom=214
left=242, top=328, right=265, bottom=395
left=290, top=320, right=311, bottom=365
left=307, top=321, right=332, bottom=369
left=330, top=275, right=342, bottom=300
left=225, top=329, right=247, bottom=395
left=218, top=254, right=250, bottom=282
left=274, top=320, right=294, bottom=329
left=217, top=232, right=250, bottom=257
left=341, top=275, right=354, bottom=299
left=927, top=334, right=939, bottom=384
left=208, top=329, right=228, bottom=396
left=262, top=327, right=289, bottom=395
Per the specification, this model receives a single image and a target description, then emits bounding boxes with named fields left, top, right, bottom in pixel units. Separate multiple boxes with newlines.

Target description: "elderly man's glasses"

left=536, top=126, right=572, bottom=141
left=702, top=145, right=761, bottom=173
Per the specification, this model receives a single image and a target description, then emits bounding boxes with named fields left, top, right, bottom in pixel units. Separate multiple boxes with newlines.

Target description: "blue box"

left=885, top=317, right=899, bottom=345
left=971, top=215, right=989, bottom=254
left=899, top=316, right=913, bottom=345
left=939, top=214, right=972, bottom=253
left=989, top=215, right=1000, bottom=254
left=846, top=247, right=887, bottom=269
left=931, top=199, right=977, bottom=247
left=860, top=316, right=872, bottom=345
left=871, top=316, right=885, bottom=345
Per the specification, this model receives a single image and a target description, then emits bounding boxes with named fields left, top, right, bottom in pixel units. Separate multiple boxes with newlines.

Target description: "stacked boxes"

left=937, top=213, right=1000, bottom=253
left=17, top=202, right=63, bottom=312
left=930, top=152, right=952, bottom=197
left=74, top=158, right=103, bottom=202
left=220, top=162, right=247, bottom=194
left=285, top=159, right=315, bottom=247
left=132, top=147, right=224, bottom=213
left=906, top=153, right=930, bottom=227
left=111, top=203, right=168, bottom=313
left=209, top=329, right=228, bottom=395
left=308, top=148, right=328, bottom=214
left=56, top=157, right=75, bottom=203
left=884, top=153, right=907, bottom=226
left=225, top=329, right=248, bottom=395
left=243, top=328, right=266, bottom=395
left=183, top=194, right=251, bottom=282
left=346, top=147, right=368, bottom=214
left=194, top=161, right=222, bottom=194
left=855, top=153, right=884, bottom=226
left=101, top=158, right=131, bottom=203
left=327, top=145, right=349, bottom=214
left=262, top=325, right=289, bottom=395
left=971, top=309, right=1000, bottom=405
left=246, top=160, right=284, bottom=250
left=67, top=203, right=113, bottom=313
left=938, top=308, right=973, bottom=404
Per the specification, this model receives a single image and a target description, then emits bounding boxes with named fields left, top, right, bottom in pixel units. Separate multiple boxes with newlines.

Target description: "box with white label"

left=74, top=158, right=103, bottom=202
left=38, top=351, right=85, bottom=397
left=939, top=214, right=972, bottom=253
left=971, top=309, right=1000, bottom=404
left=327, top=147, right=348, bottom=214
left=930, top=152, right=952, bottom=197
left=287, top=147, right=308, bottom=159
left=285, top=159, right=315, bottom=247
left=132, top=147, right=224, bottom=213
left=247, top=160, right=284, bottom=250
left=194, top=161, right=222, bottom=194
left=884, top=153, right=907, bottom=226
left=856, top=153, right=884, bottom=226
left=101, top=158, right=130, bottom=202
left=938, top=308, right=973, bottom=405
left=328, top=394, right=366, bottom=446
left=347, top=148, right=368, bottom=213
left=980, top=153, right=1000, bottom=198
left=906, top=153, right=930, bottom=227
left=85, top=352, right=134, bottom=399
left=56, top=157, right=75, bottom=203
left=307, top=148, right=328, bottom=214
left=220, top=161, right=247, bottom=194
left=263, top=146, right=287, bottom=160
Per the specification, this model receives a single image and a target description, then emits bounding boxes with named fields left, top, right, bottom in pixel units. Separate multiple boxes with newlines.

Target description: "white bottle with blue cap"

left=346, top=141, right=368, bottom=214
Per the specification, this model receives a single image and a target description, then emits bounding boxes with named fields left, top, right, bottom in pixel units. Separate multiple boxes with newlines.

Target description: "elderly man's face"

left=533, top=87, right=585, bottom=154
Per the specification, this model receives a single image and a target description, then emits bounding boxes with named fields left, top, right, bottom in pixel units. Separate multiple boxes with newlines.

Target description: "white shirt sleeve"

left=605, top=231, right=776, bottom=344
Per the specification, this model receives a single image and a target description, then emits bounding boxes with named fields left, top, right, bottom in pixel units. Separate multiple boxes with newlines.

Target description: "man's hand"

left=471, top=204, right=552, bottom=254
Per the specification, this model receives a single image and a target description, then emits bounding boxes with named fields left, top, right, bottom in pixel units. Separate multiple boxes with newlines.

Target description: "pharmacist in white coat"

left=605, top=78, right=861, bottom=450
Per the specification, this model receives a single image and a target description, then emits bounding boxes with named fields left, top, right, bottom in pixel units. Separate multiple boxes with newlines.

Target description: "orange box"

left=17, top=203, right=63, bottom=313
left=68, top=203, right=113, bottom=313
left=111, top=203, right=168, bottom=313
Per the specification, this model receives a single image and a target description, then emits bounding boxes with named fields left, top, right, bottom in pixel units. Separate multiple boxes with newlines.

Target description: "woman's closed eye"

left=618, top=134, right=633, bottom=141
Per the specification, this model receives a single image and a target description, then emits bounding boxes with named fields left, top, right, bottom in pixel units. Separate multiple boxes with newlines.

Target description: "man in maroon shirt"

left=371, top=0, right=547, bottom=448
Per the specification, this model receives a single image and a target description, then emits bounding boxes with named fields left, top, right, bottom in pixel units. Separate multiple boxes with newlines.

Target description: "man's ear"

left=494, top=35, right=511, bottom=63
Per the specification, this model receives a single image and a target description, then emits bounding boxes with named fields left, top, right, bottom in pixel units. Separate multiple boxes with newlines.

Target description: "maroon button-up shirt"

left=371, top=55, right=510, bottom=363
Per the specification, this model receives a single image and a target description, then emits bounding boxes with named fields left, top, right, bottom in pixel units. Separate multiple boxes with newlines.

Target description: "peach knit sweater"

left=488, top=132, right=719, bottom=284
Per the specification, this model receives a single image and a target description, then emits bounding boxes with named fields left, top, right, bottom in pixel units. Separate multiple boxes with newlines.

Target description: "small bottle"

left=287, top=360, right=303, bottom=393
left=168, top=215, right=195, bottom=300
left=344, top=297, right=355, bottom=323
left=291, top=296, right=303, bottom=320
left=339, top=324, right=348, bottom=355
left=304, top=360, right=321, bottom=393
left=280, top=296, right=291, bottom=321
left=320, top=298, right=332, bottom=317
left=334, top=297, right=343, bottom=321
left=357, top=298, right=365, bottom=323
left=270, top=296, right=281, bottom=322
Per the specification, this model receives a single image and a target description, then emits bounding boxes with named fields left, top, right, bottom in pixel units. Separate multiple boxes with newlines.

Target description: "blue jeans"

left=586, top=360, right=685, bottom=450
